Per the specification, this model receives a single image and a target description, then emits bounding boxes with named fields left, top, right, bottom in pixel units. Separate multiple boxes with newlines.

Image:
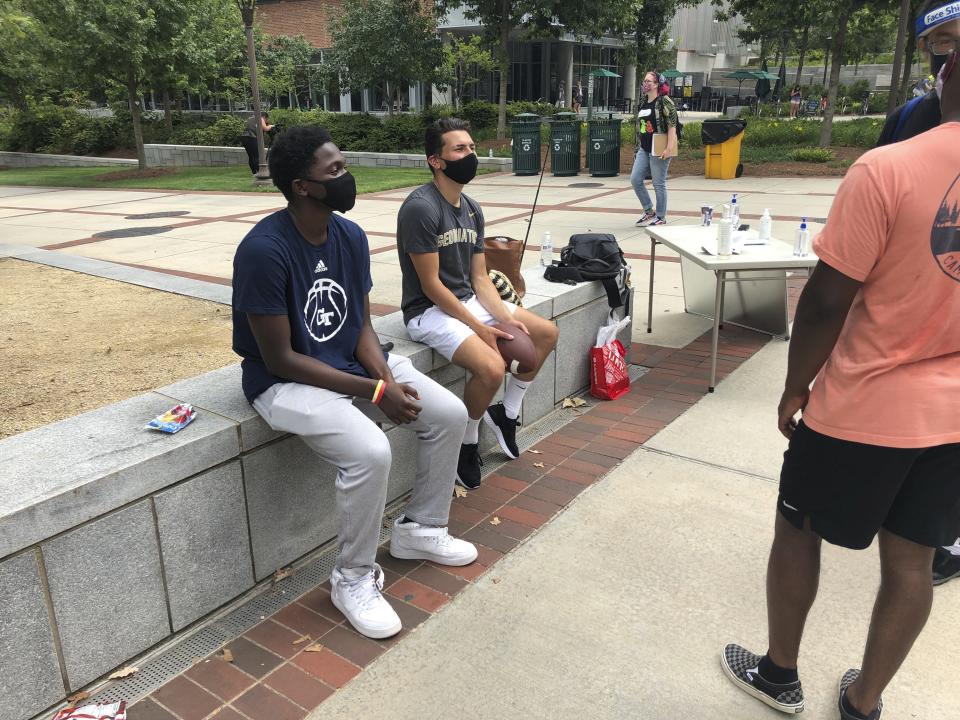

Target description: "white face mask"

left=937, top=62, right=946, bottom=99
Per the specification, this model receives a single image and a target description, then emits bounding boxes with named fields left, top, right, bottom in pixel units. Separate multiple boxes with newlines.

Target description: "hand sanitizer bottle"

left=730, top=193, right=740, bottom=228
left=759, top=208, right=772, bottom=242
left=794, top=218, right=810, bottom=257
left=540, top=230, right=553, bottom=266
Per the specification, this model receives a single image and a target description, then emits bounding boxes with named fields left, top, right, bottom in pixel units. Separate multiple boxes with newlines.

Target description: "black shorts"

left=778, top=421, right=960, bottom=550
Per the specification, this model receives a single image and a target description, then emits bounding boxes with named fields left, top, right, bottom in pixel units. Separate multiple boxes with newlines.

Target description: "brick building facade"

left=255, top=0, right=342, bottom=49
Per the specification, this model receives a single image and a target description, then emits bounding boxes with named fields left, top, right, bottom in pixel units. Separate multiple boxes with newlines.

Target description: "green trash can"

left=586, top=117, right=622, bottom=177
left=550, top=112, right=581, bottom=177
left=510, top=113, right=541, bottom=176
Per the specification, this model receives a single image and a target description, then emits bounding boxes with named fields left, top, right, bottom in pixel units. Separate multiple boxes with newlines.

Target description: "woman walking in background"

left=631, top=71, right=678, bottom=227
left=790, top=84, right=802, bottom=118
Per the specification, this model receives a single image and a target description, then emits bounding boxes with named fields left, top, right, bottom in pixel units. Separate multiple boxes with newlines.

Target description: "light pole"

left=237, top=0, right=270, bottom=182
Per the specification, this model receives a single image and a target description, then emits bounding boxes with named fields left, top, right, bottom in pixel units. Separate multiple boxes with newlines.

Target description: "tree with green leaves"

left=258, top=34, right=317, bottom=109
left=438, top=34, right=497, bottom=108
left=330, top=0, right=444, bottom=115
left=0, top=0, right=48, bottom=109
left=24, top=0, right=170, bottom=168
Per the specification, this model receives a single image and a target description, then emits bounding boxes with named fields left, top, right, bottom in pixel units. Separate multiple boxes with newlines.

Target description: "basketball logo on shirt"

left=304, top=278, right=348, bottom=342
left=932, top=171, right=960, bottom=283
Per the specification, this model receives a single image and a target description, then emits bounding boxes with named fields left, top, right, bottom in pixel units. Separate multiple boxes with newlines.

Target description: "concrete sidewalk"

left=306, top=341, right=960, bottom=720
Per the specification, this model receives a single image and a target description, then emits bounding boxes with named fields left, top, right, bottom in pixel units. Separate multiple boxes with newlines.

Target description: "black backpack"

left=548, top=233, right=630, bottom=312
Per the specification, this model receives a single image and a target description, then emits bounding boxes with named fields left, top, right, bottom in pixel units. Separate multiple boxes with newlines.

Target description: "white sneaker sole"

left=483, top=413, right=519, bottom=459
left=389, top=542, right=478, bottom=567
left=719, top=652, right=804, bottom=714
left=330, top=591, right=402, bottom=640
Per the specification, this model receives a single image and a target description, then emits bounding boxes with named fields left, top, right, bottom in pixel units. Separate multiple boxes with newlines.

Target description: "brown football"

left=493, top=322, right=537, bottom=374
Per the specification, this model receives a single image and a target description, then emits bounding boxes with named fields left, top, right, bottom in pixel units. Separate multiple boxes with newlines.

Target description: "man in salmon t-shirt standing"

left=722, top=50, right=960, bottom=720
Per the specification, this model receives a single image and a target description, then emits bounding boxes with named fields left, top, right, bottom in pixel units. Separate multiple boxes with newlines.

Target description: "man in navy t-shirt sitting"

left=232, top=126, right=477, bottom=640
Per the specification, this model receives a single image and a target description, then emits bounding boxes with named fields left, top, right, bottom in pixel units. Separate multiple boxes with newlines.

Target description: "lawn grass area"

left=0, top=164, right=469, bottom=194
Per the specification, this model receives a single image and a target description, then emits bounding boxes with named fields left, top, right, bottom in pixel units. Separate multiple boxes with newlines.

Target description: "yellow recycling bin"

left=702, top=119, right=747, bottom=179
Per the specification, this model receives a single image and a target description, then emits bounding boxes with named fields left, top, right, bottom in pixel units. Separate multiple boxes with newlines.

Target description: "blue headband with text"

left=917, top=2, right=960, bottom=38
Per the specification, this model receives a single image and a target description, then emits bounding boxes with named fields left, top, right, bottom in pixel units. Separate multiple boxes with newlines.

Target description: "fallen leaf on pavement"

left=527, top=449, right=543, bottom=454
left=533, top=462, right=545, bottom=468
left=490, top=516, right=501, bottom=525
left=454, top=486, right=468, bottom=498
left=491, top=578, right=501, bottom=584
left=108, top=666, right=138, bottom=680
left=272, top=568, right=293, bottom=584
left=66, top=692, right=90, bottom=705
left=220, top=649, right=234, bottom=663
left=304, top=644, right=324, bottom=653
left=293, top=635, right=311, bottom=645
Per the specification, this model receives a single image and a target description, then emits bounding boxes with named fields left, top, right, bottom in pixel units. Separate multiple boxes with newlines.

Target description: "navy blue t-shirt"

left=232, top=209, right=373, bottom=402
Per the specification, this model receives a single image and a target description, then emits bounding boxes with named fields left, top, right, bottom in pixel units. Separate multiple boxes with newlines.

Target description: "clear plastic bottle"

left=794, top=218, right=810, bottom=257
left=540, top=230, right=554, bottom=266
left=758, top=208, right=772, bottom=242
left=730, top=193, right=740, bottom=228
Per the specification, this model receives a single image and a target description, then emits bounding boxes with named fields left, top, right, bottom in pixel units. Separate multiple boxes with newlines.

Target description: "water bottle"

left=730, top=193, right=740, bottom=228
left=794, top=218, right=810, bottom=257
left=759, top=208, right=772, bottom=242
left=540, top=230, right=554, bottom=266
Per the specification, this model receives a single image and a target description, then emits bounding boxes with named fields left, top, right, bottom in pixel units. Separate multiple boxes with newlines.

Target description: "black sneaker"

left=455, top=443, right=483, bottom=489
left=720, top=644, right=804, bottom=714
left=839, top=668, right=882, bottom=720
left=932, top=546, right=960, bottom=586
left=483, top=402, right=520, bottom=459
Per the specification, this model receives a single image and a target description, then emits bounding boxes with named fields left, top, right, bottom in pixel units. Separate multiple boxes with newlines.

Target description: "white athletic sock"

left=463, top=417, right=480, bottom=445
left=502, top=376, right=530, bottom=420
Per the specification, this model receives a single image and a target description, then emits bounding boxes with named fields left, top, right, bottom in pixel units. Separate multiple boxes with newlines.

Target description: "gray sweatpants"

left=252, top=354, right=467, bottom=579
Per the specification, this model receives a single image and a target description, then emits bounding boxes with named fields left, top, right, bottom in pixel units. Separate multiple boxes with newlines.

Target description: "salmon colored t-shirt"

left=803, top=122, right=960, bottom=449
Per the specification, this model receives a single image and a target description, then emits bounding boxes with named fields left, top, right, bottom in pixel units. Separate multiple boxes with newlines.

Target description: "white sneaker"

left=329, top=564, right=402, bottom=639
left=389, top=519, right=478, bottom=566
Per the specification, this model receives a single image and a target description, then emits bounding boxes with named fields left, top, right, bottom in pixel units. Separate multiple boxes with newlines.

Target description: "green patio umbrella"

left=590, top=68, right=621, bottom=78
left=725, top=69, right=778, bottom=104
left=661, top=69, right=685, bottom=79
left=755, top=62, right=772, bottom=100
left=587, top=68, right=621, bottom=119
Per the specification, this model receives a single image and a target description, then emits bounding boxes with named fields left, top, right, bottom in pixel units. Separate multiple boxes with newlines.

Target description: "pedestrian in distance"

left=631, top=71, right=679, bottom=228
left=239, top=110, right=274, bottom=175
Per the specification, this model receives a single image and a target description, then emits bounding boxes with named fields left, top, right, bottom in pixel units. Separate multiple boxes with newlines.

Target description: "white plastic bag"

left=595, top=312, right=632, bottom=348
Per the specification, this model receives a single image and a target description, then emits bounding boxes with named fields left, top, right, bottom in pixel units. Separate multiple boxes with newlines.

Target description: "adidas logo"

left=314, top=259, right=328, bottom=273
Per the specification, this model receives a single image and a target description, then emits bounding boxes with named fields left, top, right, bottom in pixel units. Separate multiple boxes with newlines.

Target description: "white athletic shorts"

left=406, top=295, right=517, bottom=361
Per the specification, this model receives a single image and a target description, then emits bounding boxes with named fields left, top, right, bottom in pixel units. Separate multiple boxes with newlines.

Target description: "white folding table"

left=644, top=225, right=818, bottom=391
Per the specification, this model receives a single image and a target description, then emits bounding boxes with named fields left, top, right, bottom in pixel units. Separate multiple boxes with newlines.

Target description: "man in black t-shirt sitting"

left=397, top=118, right=559, bottom=489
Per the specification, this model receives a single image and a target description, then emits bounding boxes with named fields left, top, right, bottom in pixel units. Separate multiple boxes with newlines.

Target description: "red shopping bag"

left=590, top=339, right=630, bottom=400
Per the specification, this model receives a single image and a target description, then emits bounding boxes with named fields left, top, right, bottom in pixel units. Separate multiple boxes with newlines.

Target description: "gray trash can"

left=550, top=112, right=581, bottom=177
left=510, top=113, right=541, bottom=176
left=586, top=117, right=622, bottom=177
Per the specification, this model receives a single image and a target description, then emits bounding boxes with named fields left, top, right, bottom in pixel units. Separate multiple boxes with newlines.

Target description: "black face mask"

left=304, top=171, right=356, bottom=213
left=440, top=153, right=478, bottom=185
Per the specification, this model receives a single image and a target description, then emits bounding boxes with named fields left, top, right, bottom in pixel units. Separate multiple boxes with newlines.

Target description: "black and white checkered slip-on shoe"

left=838, top=668, right=883, bottom=720
left=720, top=644, right=805, bottom=714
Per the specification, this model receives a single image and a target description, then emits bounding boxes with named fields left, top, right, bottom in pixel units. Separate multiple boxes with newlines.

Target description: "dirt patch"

left=94, top=167, right=178, bottom=182
left=0, top=259, right=238, bottom=440
left=475, top=139, right=865, bottom=178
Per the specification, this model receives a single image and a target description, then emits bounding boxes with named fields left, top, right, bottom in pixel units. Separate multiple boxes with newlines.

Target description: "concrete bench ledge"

left=0, top=267, right=628, bottom=720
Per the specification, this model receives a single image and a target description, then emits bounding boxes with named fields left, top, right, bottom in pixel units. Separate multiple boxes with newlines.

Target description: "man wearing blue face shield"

left=877, top=0, right=960, bottom=144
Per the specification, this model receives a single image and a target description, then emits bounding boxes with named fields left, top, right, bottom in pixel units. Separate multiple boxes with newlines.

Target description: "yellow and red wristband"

left=372, top=379, right=387, bottom=405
